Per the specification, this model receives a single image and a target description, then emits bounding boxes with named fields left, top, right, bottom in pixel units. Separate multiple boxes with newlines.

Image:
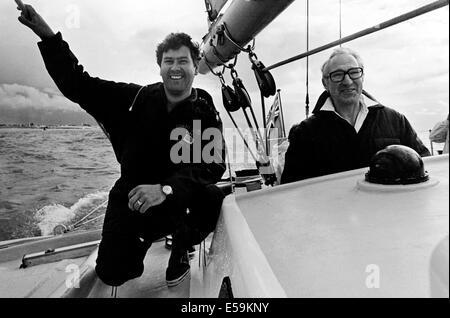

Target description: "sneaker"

left=166, top=250, right=190, bottom=287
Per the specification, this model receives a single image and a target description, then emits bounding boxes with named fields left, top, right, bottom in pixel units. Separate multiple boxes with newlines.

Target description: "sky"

left=0, top=0, right=448, bottom=142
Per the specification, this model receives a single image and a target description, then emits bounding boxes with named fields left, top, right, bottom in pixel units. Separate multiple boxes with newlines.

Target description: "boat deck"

left=0, top=234, right=211, bottom=298
left=86, top=240, right=192, bottom=298
left=0, top=256, right=86, bottom=298
left=235, top=155, right=449, bottom=297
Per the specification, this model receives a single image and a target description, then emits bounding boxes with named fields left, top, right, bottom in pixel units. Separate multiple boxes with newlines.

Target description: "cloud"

left=0, top=0, right=447, bottom=135
left=0, top=84, right=96, bottom=126
left=0, top=83, right=80, bottom=111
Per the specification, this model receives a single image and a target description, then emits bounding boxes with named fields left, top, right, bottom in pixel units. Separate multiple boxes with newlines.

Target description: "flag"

left=265, top=91, right=286, bottom=145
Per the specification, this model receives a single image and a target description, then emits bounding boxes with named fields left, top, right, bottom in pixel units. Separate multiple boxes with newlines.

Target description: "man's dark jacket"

left=38, top=32, right=226, bottom=207
left=281, top=92, right=430, bottom=184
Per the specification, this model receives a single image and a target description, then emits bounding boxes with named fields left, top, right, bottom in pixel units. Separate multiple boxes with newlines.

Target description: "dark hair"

left=156, top=33, right=201, bottom=67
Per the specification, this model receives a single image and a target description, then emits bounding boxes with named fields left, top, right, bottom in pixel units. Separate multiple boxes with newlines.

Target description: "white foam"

left=70, top=191, right=108, bottom=212
left=35, top=204, right=76, bottom=236
left=36, top=191, right=109, bottom=236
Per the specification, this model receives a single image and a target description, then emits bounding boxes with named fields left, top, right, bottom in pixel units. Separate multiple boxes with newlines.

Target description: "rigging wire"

left=261, top=91, right=268, bottom=154
left=339, top=0, right=342, bottom=46
left=71, top=200, right=108, bottom=228
left=224, top=140, right=235, bottom=191
left=215, top=71, right=259, bottom=162
left=305, top=0, right=310, bottom=119
left=264, top=0, right=449, bottom=71
left=73, top=214, right=105, bottom=229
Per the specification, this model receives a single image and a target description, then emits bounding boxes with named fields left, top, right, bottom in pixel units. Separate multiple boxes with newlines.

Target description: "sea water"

left=0, top=126, right=437, bottom=241
left=0, top=127, right=255, bottom=241
left=0, top=127, right=119, bottom=240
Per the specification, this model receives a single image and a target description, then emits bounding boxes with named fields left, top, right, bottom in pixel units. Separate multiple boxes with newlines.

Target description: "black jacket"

left=281, top=92, right=430, bottom=184
left=38, top=32, right=226, bottom=206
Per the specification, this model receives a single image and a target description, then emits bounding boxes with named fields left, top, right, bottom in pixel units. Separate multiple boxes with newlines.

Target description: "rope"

left=73, top=214, right=105, bottom=229
left=228, top=66, right=267, bottom=157
left=71, top=200, right=108, bottom=228
left=261, top=91, right=268, bottom=155
left=224, top=140, right=235, bottom=190
left=225, top=111, right=258, bottom=162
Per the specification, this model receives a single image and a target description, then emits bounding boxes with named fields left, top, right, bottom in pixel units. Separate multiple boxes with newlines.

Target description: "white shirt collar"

left=321, top=95, right=378, bottom=133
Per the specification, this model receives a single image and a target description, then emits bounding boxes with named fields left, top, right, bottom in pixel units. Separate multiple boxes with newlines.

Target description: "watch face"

left=163, top=185, right=172, bottom=195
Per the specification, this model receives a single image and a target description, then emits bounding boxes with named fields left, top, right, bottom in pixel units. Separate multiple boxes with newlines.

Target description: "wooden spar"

left=199, top=0, right=295, bottom=74
left=264, top=0, right=449, bottom=71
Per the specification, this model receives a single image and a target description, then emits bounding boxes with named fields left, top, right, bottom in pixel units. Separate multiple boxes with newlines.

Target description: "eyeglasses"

left=328, top=67, right=364, bottom=83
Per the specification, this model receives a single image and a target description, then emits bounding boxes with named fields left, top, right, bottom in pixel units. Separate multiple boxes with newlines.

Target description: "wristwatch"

left=162, top=185, right=173, bottom=196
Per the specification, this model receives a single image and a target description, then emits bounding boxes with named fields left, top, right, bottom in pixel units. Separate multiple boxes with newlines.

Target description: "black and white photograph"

left=0, top=0, right=448, bottom=302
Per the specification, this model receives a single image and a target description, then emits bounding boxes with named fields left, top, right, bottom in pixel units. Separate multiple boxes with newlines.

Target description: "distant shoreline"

left=0, top=124, right=97, bottom=130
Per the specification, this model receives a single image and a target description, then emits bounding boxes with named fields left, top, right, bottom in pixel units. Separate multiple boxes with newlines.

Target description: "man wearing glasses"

left=281, top=47, right=430, bottom=184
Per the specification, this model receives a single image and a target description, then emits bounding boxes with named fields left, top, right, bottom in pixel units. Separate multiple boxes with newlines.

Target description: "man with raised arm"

left=281, top=47, right=430, bottom=184
left=16, top=1, right=226, bottom=288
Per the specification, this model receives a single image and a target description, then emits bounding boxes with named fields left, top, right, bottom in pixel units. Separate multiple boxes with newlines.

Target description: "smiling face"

left=323, top=53, right=364, bottom=108
left=160, top=45, right=198, bottom=102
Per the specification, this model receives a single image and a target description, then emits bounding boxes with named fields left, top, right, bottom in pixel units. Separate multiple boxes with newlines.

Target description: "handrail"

left=264, top=0, right=449, bottom=71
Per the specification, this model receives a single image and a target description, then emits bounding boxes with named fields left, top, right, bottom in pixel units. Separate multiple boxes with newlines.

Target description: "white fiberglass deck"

left=83, top=241, right=191, bottom=298
left=233, top=155, right=449, bottom=297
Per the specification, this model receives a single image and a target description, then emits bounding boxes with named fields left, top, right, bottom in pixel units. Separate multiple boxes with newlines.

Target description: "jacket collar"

left=320, top=94, right=379, bottom=112
left=313, top=91, right=380, bottom=133
left=312, top=90, right=381, bottom=115
left=158, top=83, right=198, bottom=112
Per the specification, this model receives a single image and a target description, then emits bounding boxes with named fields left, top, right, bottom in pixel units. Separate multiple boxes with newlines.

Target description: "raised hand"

left=16, top=0, right=55, bottom=40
